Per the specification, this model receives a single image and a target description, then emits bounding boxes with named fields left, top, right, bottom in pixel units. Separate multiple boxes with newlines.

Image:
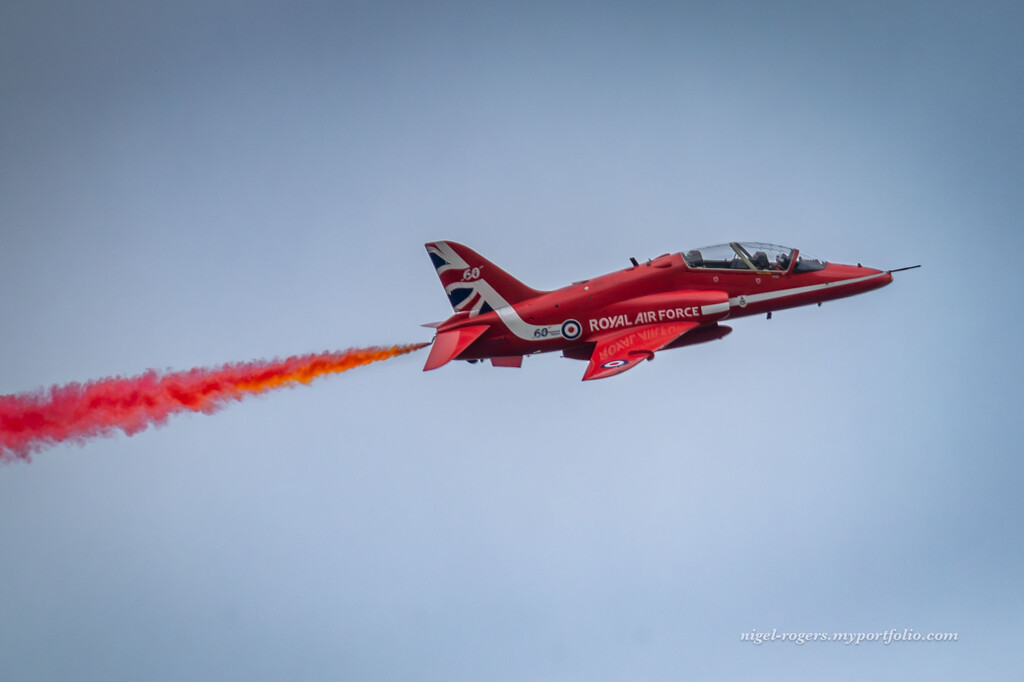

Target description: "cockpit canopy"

left=683, top=242, right=825, bottom=272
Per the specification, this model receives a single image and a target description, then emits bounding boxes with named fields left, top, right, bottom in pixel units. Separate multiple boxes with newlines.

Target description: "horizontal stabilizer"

left=423, top=325, right=489, bottom=371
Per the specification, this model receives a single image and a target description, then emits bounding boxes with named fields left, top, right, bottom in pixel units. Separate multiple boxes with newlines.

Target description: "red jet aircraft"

left=423, top=241, right=916, bottom=381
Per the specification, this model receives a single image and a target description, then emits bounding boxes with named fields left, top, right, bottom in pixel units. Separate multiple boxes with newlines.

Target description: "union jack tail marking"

left=425, top=241, right=544, bottom=316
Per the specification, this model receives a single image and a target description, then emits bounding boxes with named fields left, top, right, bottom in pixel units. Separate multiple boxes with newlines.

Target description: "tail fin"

left=425, top=241, right=543, bottom=316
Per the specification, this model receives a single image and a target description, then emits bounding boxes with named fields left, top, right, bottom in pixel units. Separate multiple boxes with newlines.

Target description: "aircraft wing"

left=582, top=321, right=700, bottom=381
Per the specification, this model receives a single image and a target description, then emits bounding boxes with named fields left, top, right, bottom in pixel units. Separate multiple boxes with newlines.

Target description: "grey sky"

left=1, top=1, right=1021, bottom=680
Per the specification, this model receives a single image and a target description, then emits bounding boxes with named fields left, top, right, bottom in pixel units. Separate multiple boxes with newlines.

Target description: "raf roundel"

left=601, top=359, right=628, bottom=369
left=560, top=319, right=582, bottom=340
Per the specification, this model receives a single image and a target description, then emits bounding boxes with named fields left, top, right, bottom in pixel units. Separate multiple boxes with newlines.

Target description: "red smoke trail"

left=0, top=343, right=428, bottom=463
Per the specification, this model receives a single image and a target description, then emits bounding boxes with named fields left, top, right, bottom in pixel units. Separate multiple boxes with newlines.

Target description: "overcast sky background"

left=1, top=1, right=1021, bottom=679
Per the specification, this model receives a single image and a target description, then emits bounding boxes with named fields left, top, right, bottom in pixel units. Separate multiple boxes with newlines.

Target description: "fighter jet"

left=423, top=240, right=917, bottom=381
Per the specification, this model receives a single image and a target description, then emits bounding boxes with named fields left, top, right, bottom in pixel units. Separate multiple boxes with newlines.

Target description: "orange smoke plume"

left=0, top=343, right=428, bottom=463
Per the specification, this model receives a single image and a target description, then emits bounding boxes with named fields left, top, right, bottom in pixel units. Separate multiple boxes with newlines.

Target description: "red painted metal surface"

left=423, top=241, right=903, bottom=380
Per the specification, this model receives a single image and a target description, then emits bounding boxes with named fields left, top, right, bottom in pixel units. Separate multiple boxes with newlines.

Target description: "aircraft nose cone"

left=866, top=267, right=892, bottom=290
left=865, top=268, right=893, bottom=286
left=854, top=265, right=891, bottom=286
left=830, top=263, right=891, bottom=283
left=827, top=263, right=893, bottom=297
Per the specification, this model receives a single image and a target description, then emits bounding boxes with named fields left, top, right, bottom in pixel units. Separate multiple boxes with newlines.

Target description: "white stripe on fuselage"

left=729, top=272, right=887, bottom=308
left=495, top=306, right=562, bottom=340
left=449, top=276, right=561, bottom=339
left=491, top=272, right=887, bottom=342
left=701, top=302, right=730, bottom=316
